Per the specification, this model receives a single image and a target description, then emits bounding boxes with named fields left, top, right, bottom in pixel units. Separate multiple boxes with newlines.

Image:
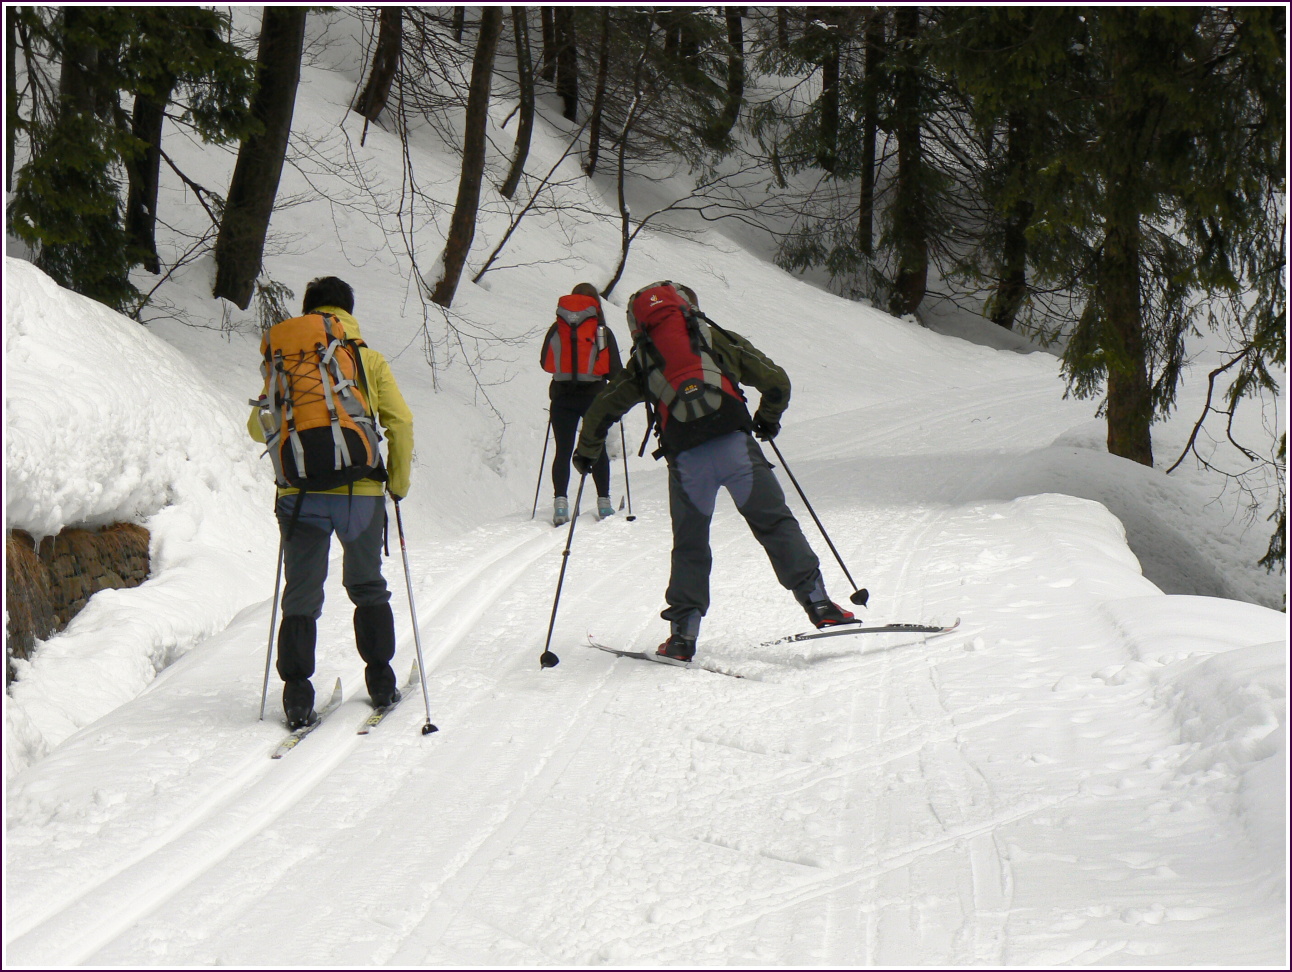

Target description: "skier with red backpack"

left=540, top=282, right=623, bottom=526
left=249, top=276, right=414, bottom=729
left=572, top=281, right=858, bottom=665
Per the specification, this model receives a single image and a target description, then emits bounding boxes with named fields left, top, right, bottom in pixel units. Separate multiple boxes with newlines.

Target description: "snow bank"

left=1102, top=596, right=1287, bottom=861
left=4, top=258, right=277, bottom=780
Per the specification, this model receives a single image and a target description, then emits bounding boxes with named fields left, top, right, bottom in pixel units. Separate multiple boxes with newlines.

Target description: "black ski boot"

left=654, top=634, right=696, bottom=666
left=805, top=599, right=856, bottom=629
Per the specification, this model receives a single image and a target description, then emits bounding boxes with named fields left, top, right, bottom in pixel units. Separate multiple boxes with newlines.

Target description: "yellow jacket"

left=248, top=306, right=414, bottom=498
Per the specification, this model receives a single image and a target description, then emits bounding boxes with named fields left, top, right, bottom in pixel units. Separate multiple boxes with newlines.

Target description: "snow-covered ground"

left=4, top=11, right=1286, bottom=967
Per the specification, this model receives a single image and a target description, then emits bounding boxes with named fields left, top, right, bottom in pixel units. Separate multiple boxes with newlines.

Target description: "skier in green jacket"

left=573, top=282, right=855, bottom=665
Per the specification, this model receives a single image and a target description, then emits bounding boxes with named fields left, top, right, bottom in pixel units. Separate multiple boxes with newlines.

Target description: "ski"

left=588, top=641, right=744, bottom=678
left=271, top=677, right=343, bottom=759
left=357, top=660, right=420, bottom=734
left=765, top=617, right=961, bottom=646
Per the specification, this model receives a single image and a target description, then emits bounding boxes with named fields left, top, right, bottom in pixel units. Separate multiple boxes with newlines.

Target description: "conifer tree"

left=9, top=6, right=254, bottom=308
left=212, top=7, right=307, bottom=310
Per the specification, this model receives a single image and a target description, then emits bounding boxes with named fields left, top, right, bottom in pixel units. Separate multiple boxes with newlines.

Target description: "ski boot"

left=597, top=496, right=615, bottom=520
left=553, top=496, right=569, bottom=527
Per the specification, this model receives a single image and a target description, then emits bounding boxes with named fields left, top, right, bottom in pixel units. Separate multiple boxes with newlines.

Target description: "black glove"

left=752, top=411, right=780, bottom=441
left=572, top=452, right=597, bottom=476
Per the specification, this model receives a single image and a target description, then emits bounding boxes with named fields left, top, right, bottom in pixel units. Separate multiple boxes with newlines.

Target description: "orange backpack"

left=541, top=294, right=611, bottom=381
left=255, top=313, right=383, bottom=491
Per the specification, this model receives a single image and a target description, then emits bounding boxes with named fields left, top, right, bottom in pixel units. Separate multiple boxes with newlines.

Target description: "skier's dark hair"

left=571, top=282, right=601, bottom=300
left=303, top=276, right=355, bottom=314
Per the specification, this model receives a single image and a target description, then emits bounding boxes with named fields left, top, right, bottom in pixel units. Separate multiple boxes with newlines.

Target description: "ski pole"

left=530, top=414, right=552, bottom=519
left=394, top=499, right=439, bottom=735
left=619, top=422, right=635, bottom=521
left=538, top=471, right=587, bottom=669
left=259, top=536, right=285, bottom=720
left=765, top=438, right=869, bottom=607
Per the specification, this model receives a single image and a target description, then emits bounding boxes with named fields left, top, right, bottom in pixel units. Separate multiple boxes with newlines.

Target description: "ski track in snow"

left=5, top=382, right=1283, bottom=967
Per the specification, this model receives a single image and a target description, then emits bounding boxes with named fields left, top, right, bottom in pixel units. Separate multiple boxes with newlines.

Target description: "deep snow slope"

left=4, top=9, right=1286, bottom=968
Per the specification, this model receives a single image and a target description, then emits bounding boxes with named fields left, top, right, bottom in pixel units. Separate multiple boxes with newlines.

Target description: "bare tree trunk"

left=6, top=13, right=16, bottom=190
left=602, top=51, right=649, bottom=298
left=812, top=8, right=839, bottom=173
left=125, top=76, right=175, bottom=274
left=985, top=109, right=1034, bottom=330
left=539, top=7, right=556, bottom=82
left=430, top=7, right=503, bottom=308
left=353, top=7, right=402, bottom=122
left=500, top=6, right=534, bottom=199
left=715, top=7, right=744, bottom=139
left=554, top=6, right=577, bottom=121
left=857, top=8, right=883, bottom=256
left=583, top=9, right=610, bottom=175
left=1101, top=181, right=1154, bottom=465
left=887, top=6, right=927, bottom=317
left=451, top=7, right=465, bottom=44
left=212, top=8, right=306, bottom=309
left=776, top=8, right=789, bottom=49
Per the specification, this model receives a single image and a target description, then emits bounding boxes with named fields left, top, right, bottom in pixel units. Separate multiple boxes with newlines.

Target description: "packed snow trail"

left=6, top=378, right=1284, bottom=966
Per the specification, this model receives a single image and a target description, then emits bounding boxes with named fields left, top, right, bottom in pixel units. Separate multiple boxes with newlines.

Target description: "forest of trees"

left=5, top=6, right=1285, bottom=569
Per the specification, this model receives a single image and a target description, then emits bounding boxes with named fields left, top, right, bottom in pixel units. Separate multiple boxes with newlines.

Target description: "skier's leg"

left=335, top=495, right=398, bottom=704
left=277, top=494, right=332, bottom=620
left=275, top=494, right=332, bottom=726
left=549, top=395, right=580, bottom=499
left=662, top=439, right=724, bottom=631
left=729, top=434, right=822, bottom=600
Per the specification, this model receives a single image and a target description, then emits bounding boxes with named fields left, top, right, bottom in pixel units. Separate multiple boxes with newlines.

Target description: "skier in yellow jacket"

left=249, top=276, right=414, bottom=729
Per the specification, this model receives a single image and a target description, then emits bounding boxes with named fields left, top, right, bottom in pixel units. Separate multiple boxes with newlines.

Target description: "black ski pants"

left=550, top=383, right=611, bottom=498
left=663, top=431, right=822, bottom=629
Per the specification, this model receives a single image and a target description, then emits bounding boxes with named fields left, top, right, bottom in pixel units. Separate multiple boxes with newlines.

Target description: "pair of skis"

left=270, top=662, right=419, bottom=759
left=590, top=617, right=961, bottom=675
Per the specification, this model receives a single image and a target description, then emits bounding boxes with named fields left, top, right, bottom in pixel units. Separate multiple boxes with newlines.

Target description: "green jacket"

left=248, top=306, right=415, bottom=498
left=575, top=324, right=790, bottom=462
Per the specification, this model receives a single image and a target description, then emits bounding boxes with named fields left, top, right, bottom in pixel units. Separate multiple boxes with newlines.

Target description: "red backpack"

left=626, top=281, right=743, bottom=434
left=541, top=294, right=612, bottom=381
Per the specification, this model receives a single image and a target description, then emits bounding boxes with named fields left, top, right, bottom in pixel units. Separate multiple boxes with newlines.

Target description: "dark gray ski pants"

left=277, top=493, right=390, bottom=620
left=663, top=431, right=821, bottom=628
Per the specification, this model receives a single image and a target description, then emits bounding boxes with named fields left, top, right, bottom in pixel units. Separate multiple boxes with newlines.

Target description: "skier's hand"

left=572, top=452, right=597, bottom=476
left=752, top=411, right=780, bottom=440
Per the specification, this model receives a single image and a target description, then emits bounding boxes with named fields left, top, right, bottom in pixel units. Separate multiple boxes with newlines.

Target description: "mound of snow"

left=4, top=259, right=277, bottom=779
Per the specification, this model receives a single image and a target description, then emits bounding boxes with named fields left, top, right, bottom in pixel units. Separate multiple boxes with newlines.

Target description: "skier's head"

left=571, top=282, right=602, bottom=302
left=303, top=276, right=355, bottom=314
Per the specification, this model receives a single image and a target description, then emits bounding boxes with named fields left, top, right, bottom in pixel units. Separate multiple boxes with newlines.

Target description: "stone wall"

left=6, top=524, right=150, bottom=684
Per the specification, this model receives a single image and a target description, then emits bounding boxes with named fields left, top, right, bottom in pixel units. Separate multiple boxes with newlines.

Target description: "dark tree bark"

left=57, top=7, right=100, bottom=116
left=776, top=8, right=789, bottom=49
left=888, top=7, right=927, bottom=317
left=985, top=110, right=1034, bottom=330
left=715, top=7, right=745, bottom=139
left=353, top=7, right=402, bottom=123
left=812, top=8, right=839, bottom=173
left=857, top=8, right=884, bottom=256
left=554, top=6, right=577, bottom=121
left=539, top=7, right=556, bottom=82
left=430, top=7, right=503, bottom=308
left=6, top=13, right=16, bottom=190
left=212, top=8, right=306, bottom=310
left=1102, top=189, right=1154, bottom=465
left=583, top=9, right=610, bottom=175
left=500, top=6, right=534, bottom=199
left=124, top=76, right=175, bottom=274
left=451, top=7, right=465, bottom=44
